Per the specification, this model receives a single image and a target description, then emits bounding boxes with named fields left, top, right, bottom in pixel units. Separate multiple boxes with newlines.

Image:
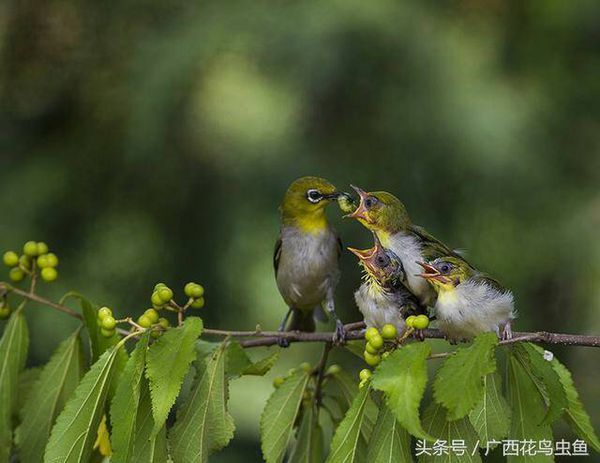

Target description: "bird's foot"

left=277, top=336, right=290, bottom=348
left=413, top=329, right=425, bottom=342
left=332, top=320, right=346, bottom=346
left=501, top=321, right=513, bottom=341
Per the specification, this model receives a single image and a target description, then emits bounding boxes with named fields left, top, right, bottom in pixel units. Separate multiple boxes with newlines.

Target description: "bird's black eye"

left=439, top=263, right=452, bottom=274
left=364, top=196, right=378, bottom=209
left=306, top=189, right=323, bottom=203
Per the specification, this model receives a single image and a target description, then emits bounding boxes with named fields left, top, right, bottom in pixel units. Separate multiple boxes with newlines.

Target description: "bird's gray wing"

left=273, top=235, right=282, bottom=277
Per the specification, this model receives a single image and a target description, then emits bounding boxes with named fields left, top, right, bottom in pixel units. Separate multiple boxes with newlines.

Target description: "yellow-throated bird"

left=274, top=177, right=346, bottom=346
left=346, top=186, right=468, bottom=306
left=418, top=257, right=515, bottom=341
left=348, top=234, right=424, bottom=334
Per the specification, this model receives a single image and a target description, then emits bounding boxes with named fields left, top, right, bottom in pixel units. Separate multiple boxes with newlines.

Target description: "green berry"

left=300, top=362, right=311, bottom=372
left=41, top=267, right=58, bottom=282
left=37, top=254, right=50, bottom=268
left=273, top=377, right=285, bottom=388
left=45, top=253, right=59, bottom=267
left=101, top=316, right=116, bottom=330
left=157, top=287, right=173, bottom=304
left=363, top=351, right=381, bottom=367
left=158, top=317, right=170, bottom=329
left=98, top=307, right=113, bottom=320
left=3, top=251, right=19, bottom=267
left=18, top=255, right=31, bottom=270
left=368, top=334, right=384, bottom=350
left=138, top=315, right=152, bottom=328
left=154, top=282, right=167, bottom=291
left=359, top=379, right=367, bottom=389
left=365, top=326, right=380, bottom=341
left=144, top=308, right=159, bottom=324
left=359, top=368, right=372, bottom=382
left=0, top=305, right=11, bottom=319
left=151, top=291, right=163, bottom=307
left=37, top=242, right=49, bottom=255
left=326, top=364, right=342, bottom=375
left=151, top=330, right=162, bottom=339
left=23, top=241, right=39, bottom=257
left=405, top=315, right=417, bottom=328
left=365, top=342, right=380, bottom=355
left=190, top=297, right=205, bottom=309
left=381, top=324, right=398, bottom=340
left=9, top=268, right=25, bottom=282
left=413, top=315, right=430, bottom=330
left=184, top=282, right=205, bottom=298
left=100, top=328, right=115, bottom=338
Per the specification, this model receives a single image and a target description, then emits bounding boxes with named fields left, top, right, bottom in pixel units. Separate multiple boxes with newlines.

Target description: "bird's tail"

left=288, top=309, right=316, bottom=332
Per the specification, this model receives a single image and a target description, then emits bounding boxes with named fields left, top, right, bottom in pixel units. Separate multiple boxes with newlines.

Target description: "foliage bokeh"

left=1, top=0, right=599, bottom=460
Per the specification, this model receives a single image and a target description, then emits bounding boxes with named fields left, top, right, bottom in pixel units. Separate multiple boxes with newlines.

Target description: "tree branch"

left=2, top=281, right=600, bottom=350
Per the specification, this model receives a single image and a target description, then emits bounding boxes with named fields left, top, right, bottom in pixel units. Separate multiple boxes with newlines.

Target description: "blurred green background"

left=1, top=0, right=599, bottom=460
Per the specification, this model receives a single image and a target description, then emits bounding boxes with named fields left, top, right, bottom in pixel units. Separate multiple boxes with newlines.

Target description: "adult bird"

left=346, top=186, right=467, bottom=306
left=417, top=257, right=515, bottom=341
left=348, top=234, right=424, bottom=334
left=274, top=176, right=346, bottom=346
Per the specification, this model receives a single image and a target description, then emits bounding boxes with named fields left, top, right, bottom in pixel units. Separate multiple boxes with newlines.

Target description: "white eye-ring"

left=306, top=189, right=323, bottom=203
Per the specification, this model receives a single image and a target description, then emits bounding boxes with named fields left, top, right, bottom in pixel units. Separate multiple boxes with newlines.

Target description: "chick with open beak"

left=349, top=234, right=425, bottom=335
left=416, top=257, right=516, bottom=341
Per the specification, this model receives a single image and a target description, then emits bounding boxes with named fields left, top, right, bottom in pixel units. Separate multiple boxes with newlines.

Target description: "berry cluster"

left=3, top=241, right=59, bottom=283
left=97, top=307, right=117, bottom=338
left=363, top=324, right=397, bottom=367
left=137, top=308, right=170, bottom=339
left=405, top=314, right=430, bottom=330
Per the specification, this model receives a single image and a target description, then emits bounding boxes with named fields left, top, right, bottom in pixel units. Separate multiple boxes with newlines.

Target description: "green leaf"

left=367, top=403, right=414, bottom=463
left=513, top=343, right=567, bottom=425
left=260, top=368, right=310, bottom=463
left=344, top=340, right=366, bottom=359
left=130, top=377, right=169, bottom=463
left=110, top=333, right=150, bottom=463
left=326, top=370, right=377, bottom=441
left=170, top=342, right=235, bottom=463
left=468, top=372, right=510, bottom=447
left=62, top=292, right=116, bottom=362
left=145, top=316, right=203, bottom=435
left=226, top=341, right=280, bottom=377
left=506, top=353, right=553, bottom=463
left=371, top=342, right=432, bottom=440
left=419, top=402, right=482, bottom=463
left=0, top=306, right=29, bottom=463
left=17, top=366, right=43, bottom=411
left=433, top=332, right=498, bottom=420
left=551, top=355, right=600, bottom=452
left=325, top=385, right=371, bottom=463
left=289, top=405, right=323, bottom=463
left=16, top=329, right=85, bottom=463
left=44, top=343, right=123, bottom=463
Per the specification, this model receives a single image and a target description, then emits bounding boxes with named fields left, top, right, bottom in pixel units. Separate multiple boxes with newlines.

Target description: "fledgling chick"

left=274, top=176, right=346, bottom=346
left=417, top=257, right=515, bottom=341
left=346, top=186, right=468, bottom=307
left=348, top=235, right=423, bottom=334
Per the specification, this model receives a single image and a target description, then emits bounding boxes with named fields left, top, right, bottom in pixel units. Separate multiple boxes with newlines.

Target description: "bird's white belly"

left=276, top=228, right=339, bottom=310
left=354, top=284, right=406, bottom=333
left=435, top=282, right=515, bottom=340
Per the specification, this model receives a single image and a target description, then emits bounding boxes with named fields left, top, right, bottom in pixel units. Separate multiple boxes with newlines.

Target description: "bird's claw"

left=501, top=321, right=513, bottom=341
left=413, top=329, right=425, bottom=342
left=332, top=320, right=346, bottom=346
left=277, top=336, right=290, bottom=348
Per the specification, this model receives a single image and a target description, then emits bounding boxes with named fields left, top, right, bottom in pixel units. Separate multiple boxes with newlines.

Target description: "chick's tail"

left=287, top=308, right=316, bottom=332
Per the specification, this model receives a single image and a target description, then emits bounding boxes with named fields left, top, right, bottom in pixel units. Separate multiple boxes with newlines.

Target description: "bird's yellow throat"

left=287, top=210, right=329, bottom=234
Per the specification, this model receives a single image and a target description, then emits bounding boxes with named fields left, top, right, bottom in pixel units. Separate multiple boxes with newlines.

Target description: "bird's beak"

left=344, top=185, right=371, bottom=222
left=347, top=246, right=376, bottom=261
left=416, top=261, right=444, bottom=281
left=323, top=191, right=342, bottom=200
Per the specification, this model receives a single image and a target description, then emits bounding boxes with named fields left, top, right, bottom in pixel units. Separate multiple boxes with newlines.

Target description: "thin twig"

left=314, top=343, right=332, bottom=409
left=2, top=281, right=600, bottom=350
